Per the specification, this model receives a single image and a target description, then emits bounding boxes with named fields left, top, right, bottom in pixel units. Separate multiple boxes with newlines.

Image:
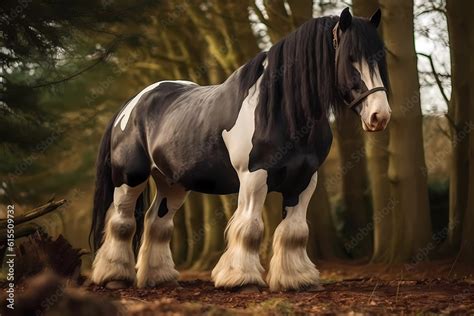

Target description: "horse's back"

left=110, top=78, right=244, bottom=193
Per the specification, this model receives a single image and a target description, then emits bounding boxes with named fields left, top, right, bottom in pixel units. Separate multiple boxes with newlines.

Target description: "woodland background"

left=0, top=0, right=473, bottom=278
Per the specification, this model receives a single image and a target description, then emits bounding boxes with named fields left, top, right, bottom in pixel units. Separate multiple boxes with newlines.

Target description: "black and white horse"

left=90, top=8, right=390, bottom=291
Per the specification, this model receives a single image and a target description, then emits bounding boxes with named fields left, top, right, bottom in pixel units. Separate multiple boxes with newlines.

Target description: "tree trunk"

left=191, top=195, right=227, bottom=270
left=221, top=2, right=260, bottom=65
left=352, top=0, right=393, bottom=263
left=446, top=0, right=473, bottom=258
left=365, top=130, right=393, bottom=262
left=219, top=194, right=237, bottom=221
left=462, top=114, right=474, bottom=260
left=263, top=0, right=293, bottom=42
left=334, top=111, right=371, bottom=258
left=379, top=0, right=432, bottom=262
left=289, top=0, right=314, bottom=27
left=182, top=192, right=205, bottom=268
left=462, top=2, right=474, bottom=261
left=171, top=205, right=188, bottom=267
left=307, top=166, right=345, bottom=260
left=446, top=0, right=474, bottom=261
left=261, top=192, right=283, bottom=265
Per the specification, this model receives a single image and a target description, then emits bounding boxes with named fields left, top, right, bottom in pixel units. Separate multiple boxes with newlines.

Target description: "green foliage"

left=0, top=0, right=154, bottom=203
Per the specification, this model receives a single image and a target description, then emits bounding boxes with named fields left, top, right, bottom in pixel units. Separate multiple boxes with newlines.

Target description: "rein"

left=332, top=22, right=387, bottom=110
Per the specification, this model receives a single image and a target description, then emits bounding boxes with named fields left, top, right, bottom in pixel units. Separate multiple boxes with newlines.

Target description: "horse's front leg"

left=267, top=172, right=321, bottom=292
left=211, top=170, right=268, bottom=288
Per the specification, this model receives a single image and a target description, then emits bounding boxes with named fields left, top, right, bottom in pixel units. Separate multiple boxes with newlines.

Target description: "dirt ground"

left=85, top=261, right=474, bottom=315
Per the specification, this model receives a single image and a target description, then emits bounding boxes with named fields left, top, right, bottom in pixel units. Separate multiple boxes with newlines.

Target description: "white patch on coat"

left=91, top=181, right=147, bottom=285
left=114, top=80, right=196, bottom=131
left=212, top=76, right=268, bottom=288
left=354, top=60, right=391, bottom=131
left=267, top=172, right=320, bottom=291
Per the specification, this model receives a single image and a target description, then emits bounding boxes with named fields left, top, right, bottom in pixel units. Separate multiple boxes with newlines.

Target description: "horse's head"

left=334, top=8, right=391, bottom=132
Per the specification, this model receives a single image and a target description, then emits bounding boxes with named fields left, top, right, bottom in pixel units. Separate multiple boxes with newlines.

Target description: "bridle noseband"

left=332, top=22, right=387, bottom=111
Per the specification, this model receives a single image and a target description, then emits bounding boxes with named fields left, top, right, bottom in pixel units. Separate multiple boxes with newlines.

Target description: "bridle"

left=332, top=22, right=387, bottom=111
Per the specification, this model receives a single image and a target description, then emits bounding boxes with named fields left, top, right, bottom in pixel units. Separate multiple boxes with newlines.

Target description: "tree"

left=378, top=0, right=432, bottom=262
left=0, top=0, right=153, bottom=203
left=307, top=166, right=346, bottom=259
left=334, top=111, right=371, bottom=258
left=446, top=0, right=474, bottom=260
left=351, top=0, right=393, bottom=263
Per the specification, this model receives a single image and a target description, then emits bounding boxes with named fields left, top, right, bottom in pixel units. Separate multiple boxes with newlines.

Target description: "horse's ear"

left=369, top=8, right=381, bottom=28
left=339, top=7, right=352, bottom=32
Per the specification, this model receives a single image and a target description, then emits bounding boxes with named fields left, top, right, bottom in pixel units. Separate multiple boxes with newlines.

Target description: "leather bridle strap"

left=346, top=86, right=387, bottom=109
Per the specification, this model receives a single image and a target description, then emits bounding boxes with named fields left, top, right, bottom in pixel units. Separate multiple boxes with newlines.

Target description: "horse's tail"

left=89, top=113, right=118, bottom=253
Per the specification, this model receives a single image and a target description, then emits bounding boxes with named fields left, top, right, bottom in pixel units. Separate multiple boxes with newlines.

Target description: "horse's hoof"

left=303, top=284, right=324, bottom=292
left=105, top=280, right=132, bottom=290
left=235, top=284, right=261, bottom=293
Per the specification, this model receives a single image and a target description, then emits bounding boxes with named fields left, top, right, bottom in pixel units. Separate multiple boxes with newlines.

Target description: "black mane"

left=239, top=15, right=388, bottom=142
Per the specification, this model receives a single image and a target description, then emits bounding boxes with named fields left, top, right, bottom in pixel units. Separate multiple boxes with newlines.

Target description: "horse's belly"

left=178, top=160, right=240, bottom=194
left=151, top=136, right=240, bottom=194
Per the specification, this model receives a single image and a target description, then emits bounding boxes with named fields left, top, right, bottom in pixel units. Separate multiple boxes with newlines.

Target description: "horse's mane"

left=239, top=15, right=388, bottom=143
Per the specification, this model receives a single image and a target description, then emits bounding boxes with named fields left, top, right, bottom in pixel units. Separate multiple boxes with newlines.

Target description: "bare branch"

left=251, top=2, right=272, bottom=28
left=416, top=8, right=447, bottom=17
left=0, top=199, right=66, bottom=227
left=30, top=38, right=123, bottom=89
left=417, top=52, right=450, bottom=106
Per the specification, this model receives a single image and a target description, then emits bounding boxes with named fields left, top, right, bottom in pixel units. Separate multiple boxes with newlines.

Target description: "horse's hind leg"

left=267, top=172, right=321, bottom=291
left=91, top=180, right=147, bottom=288
left=136, top=173, right=187, bottom=288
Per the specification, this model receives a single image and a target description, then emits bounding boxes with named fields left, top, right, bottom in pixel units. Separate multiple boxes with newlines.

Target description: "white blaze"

left=354, top=60, right=390, bottom=131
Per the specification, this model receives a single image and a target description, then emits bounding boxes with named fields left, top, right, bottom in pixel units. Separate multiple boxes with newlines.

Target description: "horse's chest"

left=257, top=146, right=319, bottom=189
left=247, top=123, right=332, bottom=204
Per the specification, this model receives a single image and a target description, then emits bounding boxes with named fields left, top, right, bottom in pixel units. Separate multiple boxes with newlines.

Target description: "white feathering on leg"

left=267, top=172, right=320, bottom=291
left=91, top=181, right=147, bottom=285
left=136, top=180, right=187, bottom=288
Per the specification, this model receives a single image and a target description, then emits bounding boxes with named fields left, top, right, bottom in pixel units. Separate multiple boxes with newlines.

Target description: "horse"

left=89, top=7, right=390, bottom=292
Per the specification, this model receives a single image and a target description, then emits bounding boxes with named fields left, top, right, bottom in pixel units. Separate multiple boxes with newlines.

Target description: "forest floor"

left=86, top=260, right=474, bottom=315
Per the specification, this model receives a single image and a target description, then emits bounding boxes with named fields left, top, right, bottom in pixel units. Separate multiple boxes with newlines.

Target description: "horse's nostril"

left=370, top=112, right=379, bottom=126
